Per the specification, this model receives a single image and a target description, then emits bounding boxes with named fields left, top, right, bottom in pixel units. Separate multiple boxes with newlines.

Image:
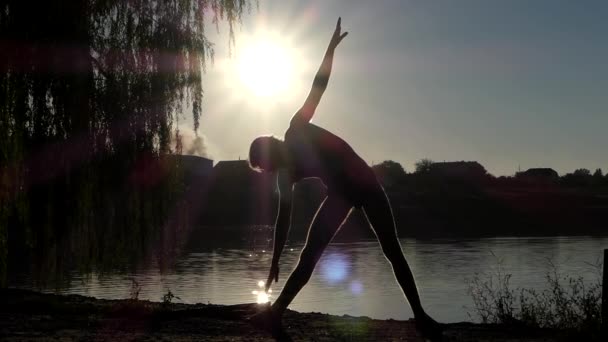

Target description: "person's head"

left=249, top=135, right=285, bottom=173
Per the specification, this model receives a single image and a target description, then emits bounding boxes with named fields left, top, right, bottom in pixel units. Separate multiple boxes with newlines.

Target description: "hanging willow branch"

left=1, top=0, right=250, bottom=160
left=0, top=0, right=253, bottom=286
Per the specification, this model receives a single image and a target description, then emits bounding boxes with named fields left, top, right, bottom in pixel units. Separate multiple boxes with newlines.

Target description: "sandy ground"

left=0, top=289, right=569, bottom=341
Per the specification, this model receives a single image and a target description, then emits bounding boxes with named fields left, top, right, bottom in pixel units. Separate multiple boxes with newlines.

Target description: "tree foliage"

left=414, top=158, right=434, bottom=174
left=0, top=0, right=251, bottom=286
left=372, top=160, right=406, bottom=186
left=1, top=0, right=248, bottom=157
left=573, top=168, right=591, bottom=177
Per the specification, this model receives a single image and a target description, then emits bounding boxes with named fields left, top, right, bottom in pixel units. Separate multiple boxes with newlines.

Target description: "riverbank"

left=1, top=288, right=589, bottom=341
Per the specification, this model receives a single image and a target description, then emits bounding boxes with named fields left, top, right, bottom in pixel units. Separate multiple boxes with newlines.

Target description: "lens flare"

left=350, top=280, right=364, bottom=295
left=320, top=252, right=350, bottom=284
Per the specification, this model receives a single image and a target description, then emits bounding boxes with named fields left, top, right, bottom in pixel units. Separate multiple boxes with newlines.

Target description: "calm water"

left=12, top=236, right=608, bottom=322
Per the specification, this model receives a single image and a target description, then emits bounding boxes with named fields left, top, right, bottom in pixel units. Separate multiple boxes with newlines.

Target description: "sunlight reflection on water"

left=252, top=280, right=271, bottom=304
left=12, top=237, right=608, bottom=322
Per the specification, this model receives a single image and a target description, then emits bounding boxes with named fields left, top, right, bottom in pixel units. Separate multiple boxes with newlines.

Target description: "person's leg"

left=271, top=195, right=352, bottom=316
left=361, top=188, right=430, bottom=319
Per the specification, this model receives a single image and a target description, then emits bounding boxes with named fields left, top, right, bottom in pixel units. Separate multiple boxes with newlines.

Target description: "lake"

left=10, top=236, right=608, bottom=323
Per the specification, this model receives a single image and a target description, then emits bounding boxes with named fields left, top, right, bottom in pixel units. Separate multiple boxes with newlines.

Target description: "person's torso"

left=283, top=122, right=376, bottom=192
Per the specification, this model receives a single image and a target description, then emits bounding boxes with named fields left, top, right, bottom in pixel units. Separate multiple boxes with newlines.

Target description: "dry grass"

left=466, top=255, right=603, bottom=340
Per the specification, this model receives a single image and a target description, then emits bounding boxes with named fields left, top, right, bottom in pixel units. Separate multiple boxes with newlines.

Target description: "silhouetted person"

left=249, top=18, right=441, bottom=339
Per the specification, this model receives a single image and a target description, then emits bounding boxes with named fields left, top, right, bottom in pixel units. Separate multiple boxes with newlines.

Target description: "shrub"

left=130, top=279, right=141, bottom=300
left=466, top=257, right=602, bottom=333
left=161, top=289, right=181, bottom=305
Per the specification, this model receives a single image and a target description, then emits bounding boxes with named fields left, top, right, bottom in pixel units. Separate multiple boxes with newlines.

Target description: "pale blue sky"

left=189, top=0, right=608, bottom=176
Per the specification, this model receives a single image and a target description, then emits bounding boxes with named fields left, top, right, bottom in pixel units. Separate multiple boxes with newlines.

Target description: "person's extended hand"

left=265, top=262, right=279, bottom=292
left=329, top=17, right=348, bottom=49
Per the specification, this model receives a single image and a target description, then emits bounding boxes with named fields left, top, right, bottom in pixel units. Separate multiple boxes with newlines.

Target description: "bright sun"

left=236, top=39, right=294, bottom=97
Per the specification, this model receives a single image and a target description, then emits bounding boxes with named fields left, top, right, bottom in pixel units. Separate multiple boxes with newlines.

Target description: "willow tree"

left=0, top=0, right=252, bottom=285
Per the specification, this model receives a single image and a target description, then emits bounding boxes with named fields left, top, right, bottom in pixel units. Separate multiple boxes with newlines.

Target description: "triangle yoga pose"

left=248, top=18, right=442, bottom=340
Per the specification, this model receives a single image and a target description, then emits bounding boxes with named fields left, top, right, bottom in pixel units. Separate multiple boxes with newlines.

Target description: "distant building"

left=202, top=160, right=275, bottom=225
left=429, top=161, right=488, bottom=180
left=212, top=159, right=251, bottom=179
left=210, top=160, right=265, bottom=197
left=177, top=154, right=214, bottom=179
left=516, top=168, right=559, bottom=182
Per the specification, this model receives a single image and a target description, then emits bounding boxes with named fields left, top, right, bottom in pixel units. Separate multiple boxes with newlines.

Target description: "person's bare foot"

left=415, top=313, right=444, bottom=341
left=247, top=304, right=289, bottom=340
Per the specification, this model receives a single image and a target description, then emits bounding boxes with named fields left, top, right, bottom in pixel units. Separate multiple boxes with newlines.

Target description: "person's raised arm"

left=265, top=170, right=293, bottom=291
left=291, top=18, right=348, bottom=125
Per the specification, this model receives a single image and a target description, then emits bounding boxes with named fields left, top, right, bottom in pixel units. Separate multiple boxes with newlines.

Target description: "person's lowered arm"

left=265, top=171, right=293, bottom=291
left=292, top=18, right=348, bottom=124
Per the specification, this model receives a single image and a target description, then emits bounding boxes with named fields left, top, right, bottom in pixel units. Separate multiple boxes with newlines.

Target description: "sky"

left=182, top=0, right=608, bottom=176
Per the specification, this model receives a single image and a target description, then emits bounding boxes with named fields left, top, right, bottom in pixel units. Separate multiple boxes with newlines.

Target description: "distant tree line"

left=365, top=159, right=608, bottom=238
left=372, top=159, right=608, bottom=188
left=558, top=168, right=606, bottom=187
left=0, top=1, right=252, bottom=286
left=196, top=158, right=607, bottom=244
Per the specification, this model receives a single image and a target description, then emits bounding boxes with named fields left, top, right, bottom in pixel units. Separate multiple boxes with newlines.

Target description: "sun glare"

left=252, top=280, right=272, bottom=304
left=236, top=39, right=294, bottom=97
